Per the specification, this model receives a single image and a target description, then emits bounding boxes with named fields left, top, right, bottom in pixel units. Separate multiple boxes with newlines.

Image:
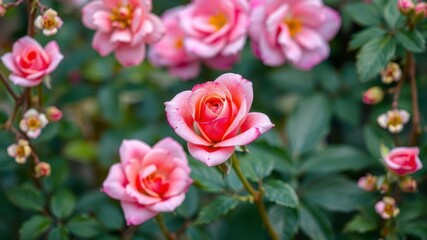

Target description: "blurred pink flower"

left=46, top=106, right=63, bottom=122
left=179, top=0, right=249, bottom=69
left=81, top=0, right=165, bottom=67
left=249, top=0, right=341, bottom=70
left=415, top=2, right=427, bottom=18
left=357, top=174, right=377, bottom=191
left=383, top=147, right=422, bottom=176
left=102, top=138, right=192, bottom=226
left=375, top=197, right=399, bottom=219
left=7, top=139, right=31, bottom=164
left=377, top=109, right=410, bottom=133
left=149, top=7, right=200, bottom=80
left=34, top=8, right=63, bottom=36
left=165, top=73, right=274, bottom=166
left=398, top=0, right=414, bottom=15
left=362, top=86, right=384, bottom=105
left=19, top=108, right=49, bottom=139
left=1, top=36, right=63, bottom=87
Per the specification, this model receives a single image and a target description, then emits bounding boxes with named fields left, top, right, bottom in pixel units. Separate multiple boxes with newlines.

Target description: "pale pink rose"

left=165, top=73, right=274, bottom=166
left=102, top=137, right=192, bottom=226
left=81, top=0, right=165, bottom=67
left=383, top=147, right=423, bottom=176
left=179, top=0, right=249, bottom=69
left=1, top=36, right=63, bottom=87
left=249, top=0, right=341, bottom=70
left=149, top=7, right=200, bottom=80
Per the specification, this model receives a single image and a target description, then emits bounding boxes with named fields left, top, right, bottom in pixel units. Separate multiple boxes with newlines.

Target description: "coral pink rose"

left=384, top=147, right=423, bottom=175
left=249, top=0, right=341, bottom=70
left=165, top=73, right=274, bottom=166
left=1, top=36, right=63, bottom=87
left=149, top=7, right=200, bottom=80
left=102, top=137, right=192, bottom=225
left=180, top=0, right=249, bottom=69
left=81, top=0, right=165, bottom=67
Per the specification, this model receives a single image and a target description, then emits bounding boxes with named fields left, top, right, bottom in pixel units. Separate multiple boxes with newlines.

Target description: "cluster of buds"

left=34, top=8, right=63, bottom=36
left=377, top=109, right=410, bottom=133
left=398, top=0, right=427, bottom=22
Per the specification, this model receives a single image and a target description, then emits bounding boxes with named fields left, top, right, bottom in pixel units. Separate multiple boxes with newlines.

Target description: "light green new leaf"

left=356, top=36, right=396, bottom=82
left=264, top=180, right=299, bottom=208
left=63, top=140, right=98, bottom=164
left=195, top=196, right=239, bottom=225
left=51, top=189, right=76, bottom=219
left=6, top=184, right=44, bottom=211
left=395, top=30, right=426, bottom=53
left=20, top=215, right=52, bottom=240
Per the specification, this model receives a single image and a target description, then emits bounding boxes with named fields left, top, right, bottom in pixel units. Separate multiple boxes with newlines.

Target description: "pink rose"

left=81, top=0, right=165, bottom=67
left=180, top=0, right=249, bottom=69
left=149, top=7, right=200, bottom=80
left=102, top=137, right=192, bottom=226
left=384, top=147, right=423, bottom=175
left=165, top=73, right=274, bottom=166
left=249, top=0, right=341, bottom=70
left=1, top=36, right=63, bottom=87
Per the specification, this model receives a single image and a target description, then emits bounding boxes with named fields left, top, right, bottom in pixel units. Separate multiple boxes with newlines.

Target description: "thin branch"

left=0, top=71, right=18, bottom=101
left=407, top=52, right=421, bottom=146
left=155, top=215, right=175, bottom=240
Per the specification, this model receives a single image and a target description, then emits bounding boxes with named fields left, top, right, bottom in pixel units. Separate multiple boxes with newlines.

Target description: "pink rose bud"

left=398, top=0, right=415, bottom=15
left=381, top=62, right=402, bottom=84
left=81, top=0, right=165, bottom=67
left=399, top=176, right=417, bottom=192
left=46, top=106, right=63, bottom=122
left=7, top=139, right=32, bottom=164
left=165, top=73, right=275, bottom=166
left=362, top=86, right=384, bottom=105
left=383, top=147, right=423, bottom=176
left=375, top=197, right=400, bottom=219
left=0, top=6, right=6, bottom=17
left=34, top=8, right=63, bottom=36
left=357, top=174, right=377, bottom=191
left=179, top=0, right=249, bottom=69
left=377, top=109, right=410, bottom=133
left=415, top=2, right=427, bottom=18
left=102, top=138, right=192, bottom=226
left=19, top=108, right=49, bottom=139
left=149, top=7, right=201, bottom=80
left=0, top=36, right=63, bottom=87
left=249, top=0, right=341, bottom=70
left=35, top=162, right=51, bottom=178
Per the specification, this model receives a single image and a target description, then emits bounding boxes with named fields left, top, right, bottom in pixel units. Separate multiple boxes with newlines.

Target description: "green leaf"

left=384, top=0, right=402, bottom=29
left=401, top=222, right=427, bottom=239
left=356, top=36, right=396, bottom=82
left=344, top=3, right=382, bottom=27
left=48, top=225, right=70, bottom=240
left=6, top=184, right=44, bottom=211
left=302, top=175, right=374, bottom=212
left=264, top=180, right=299, bottom=208
left=50, top=189, right=76, bottom=219
left=299, top=203, right=334, bottom=240
left=344, top=214, right=378, bottom=233
left=239, top=151, right=275, bottom=181
left=186, top=226, right=211, bottom=240
left=63, top=140, right=98, bottom=164
left=98, top=86, right=122, bottom=123
left=287, top=94, right=331, bottom=157
left=268, top=205, right=299, bottom=239
left=97, top=203, right=125, bottom=230
left=364, top=125, right=393, bottom=160
left=300, top=146, right=373, bottom=174
left=395, top=30, right=426, bottom=53
left=176, top=186, right=199, bottom=218
left=20, top=215, right=52, bottom=240
left=67, top=214, right=101, bottom=238
left=195, top=196, right=239, bottom=225
left=190, top=158, right=225, bottom=192
left=349, top=28, right=386, bottom=50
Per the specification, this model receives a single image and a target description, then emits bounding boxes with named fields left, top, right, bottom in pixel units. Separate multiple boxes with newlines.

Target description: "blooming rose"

left=81, top=0, right=165, bottom=67
left=102, top=138, right=192, bottom=225
left=180, top=0, right=249, bottom=69
left=149, top=7, right=200, bottom=80
left=383, top=147, right=423, bottom=175
left=165, top=73, right=274, bottom=166
left=1, top=36, right=63, bottom=87
left=249, top=0, right=341, bottom=69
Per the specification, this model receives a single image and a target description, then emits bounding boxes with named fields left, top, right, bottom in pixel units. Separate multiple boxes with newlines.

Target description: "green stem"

left=155, top=214, right=175, bottom=240
left=231, top=153, right=279, bottom=240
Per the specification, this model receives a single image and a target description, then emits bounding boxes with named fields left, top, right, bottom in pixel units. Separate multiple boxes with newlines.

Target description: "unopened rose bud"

left=358, top=174, right=377, bottom=191
left=381, top=62, right=402, bottom=84
left=399, top=176, right=418, bottom=192
left=415, top=2, right=427, bottom=19
left=35, top=162, right=51, bottom=178
left=375, top=197, right=400, bottom=219
left=398, top=0, right=415, bottom=15
left=34, top=9, right=63, bottom=36
left=362, top=86, right=384, bottom=105
left=7, top=139, right=32, bottom=164
left=46, top=106, right=63, bottom=122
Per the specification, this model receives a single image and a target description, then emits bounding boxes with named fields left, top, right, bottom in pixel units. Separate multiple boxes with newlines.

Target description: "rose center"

left=209, top=13, right=227, bottom=31
left=175, top=38, right=184, bottom=49
left=284, top=18, right=302, bottom=37
left=137, top=173, right=169, bottom=196
left=206, top=98, right=223, bottom=113
left=111, top=6, right=133, bottom=29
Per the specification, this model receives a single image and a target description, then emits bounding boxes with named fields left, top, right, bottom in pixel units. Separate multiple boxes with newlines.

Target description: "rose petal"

left=187, top=143, right=234, bottom=166
left=120, top=201, right=158, bottom=226
left=102, top=163, right=134, bottom=202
